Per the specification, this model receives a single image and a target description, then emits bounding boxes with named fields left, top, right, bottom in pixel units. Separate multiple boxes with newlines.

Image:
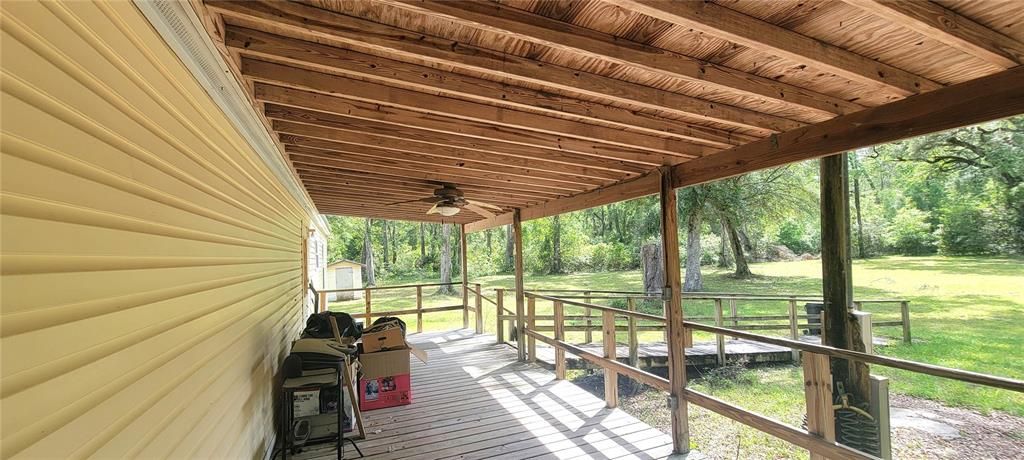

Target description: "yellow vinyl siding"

left=1, top=2, right=313, bottom=458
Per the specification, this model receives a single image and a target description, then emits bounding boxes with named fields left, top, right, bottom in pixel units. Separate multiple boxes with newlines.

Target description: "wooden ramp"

left=292, top=330, right=691, bottom=460
left=532, top=336, right=887, bottom=370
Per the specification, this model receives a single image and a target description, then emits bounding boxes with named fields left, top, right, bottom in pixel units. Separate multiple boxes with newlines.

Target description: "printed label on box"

left=359, top=374, right=412, bottom=411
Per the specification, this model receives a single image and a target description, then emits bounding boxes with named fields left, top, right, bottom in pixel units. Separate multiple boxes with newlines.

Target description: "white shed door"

left=335, top=267, right=354, bottom=290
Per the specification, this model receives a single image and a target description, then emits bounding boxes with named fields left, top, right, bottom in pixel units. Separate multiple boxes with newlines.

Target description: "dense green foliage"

left=325, top=117, right=1023, bottom=284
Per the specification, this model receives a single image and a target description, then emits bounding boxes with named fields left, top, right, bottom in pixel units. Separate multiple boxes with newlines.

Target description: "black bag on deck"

left=304, top=311, right=362, bottom=339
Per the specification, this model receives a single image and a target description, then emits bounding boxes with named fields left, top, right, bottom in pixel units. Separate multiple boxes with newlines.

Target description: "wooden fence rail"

left=317, top=281, right=491, bottom=334
left=522, top=291, right=1023, bottom=460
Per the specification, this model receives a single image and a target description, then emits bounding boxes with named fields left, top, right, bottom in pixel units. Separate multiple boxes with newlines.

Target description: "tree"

left=640, top=241, right=664, bottom=294
left=550, top=215, right=564, bottom=274
left=504, top=224, right=514, bottom=272
left=437, top=223, right=456, bottom=295
left=722, top=215, right=751, bottom=277
left=362, top=218, right=376, bottom=287
left=679, top=187, right=705, bottom=292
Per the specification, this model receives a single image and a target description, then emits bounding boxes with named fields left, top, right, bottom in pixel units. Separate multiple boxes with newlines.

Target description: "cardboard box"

left=361, top=320, right=406, bottom=353
left=358, top=346, right=427, bottom=411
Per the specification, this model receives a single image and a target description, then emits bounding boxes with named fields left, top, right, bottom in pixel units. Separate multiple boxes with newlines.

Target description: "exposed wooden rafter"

left=605, top=0, right=943, bottom=96
left=385, top=0, right=864, bottom=116
left=842, top=0, right=1024, bottom=68
left=206, top=0, right=808, bottom=133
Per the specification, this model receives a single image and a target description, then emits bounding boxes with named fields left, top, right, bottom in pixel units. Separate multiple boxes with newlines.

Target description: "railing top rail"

left=531, top=294, right=905, bottom=303
left=525, top=292, right=666, bottom=322
left=319, top=282, right=459, bottom=294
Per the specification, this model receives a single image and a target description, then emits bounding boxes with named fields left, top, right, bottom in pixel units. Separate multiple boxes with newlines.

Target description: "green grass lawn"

left=329, top=255, right=1024, bottom=417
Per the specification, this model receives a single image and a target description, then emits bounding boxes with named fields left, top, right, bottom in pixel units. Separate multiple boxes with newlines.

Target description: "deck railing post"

left=714, top=298, right=726, bottom=365
left=627, top=297, right=639, bottom=367
left=496, top=288, right=505, bottom=344
left=554, top=300, right=566, bottom=380
left=658, top=167, right=689, bottom=453
left=318, top=291, right=327, bottom=314
left=527, top=295, right=537, bottom=363
left=603, top=309, right=618, bottom=408
left=584, top=291, right=593, bottom=344
left=900, top=301, right=912, bottom=344
left=364, top=288, right=372, bottom=326
left=461, top=225, right=469, bottom=330
left=789, top=298, right=800, bottom=362
left=416, top=285, right=423, bottom=334
left=854, top=311, right=873, bottom=355
left=729, top=297, right=738, bottom=339
left=475, top=283, right=483, bottom=334
left=803, top=351, right=836, bottom=460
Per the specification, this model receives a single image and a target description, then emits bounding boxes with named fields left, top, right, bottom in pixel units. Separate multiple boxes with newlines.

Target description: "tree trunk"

left=419, top=222, right=426, bottom=265
left=362, top=218, right=376, bottom=287
left=854, top=177, right=866, bottom=258
left=683, top=207, right=704, bottom=292
left=504, top=224, right=514, bottom=271
left=381, top=220, right=389, bottom=267
left=641, top=242, right=664, bottom=294
left=486, top=228, right=493, bottom=256
left=438, top=223, right=456, bottom=295
left=725, top=216, right=752, bottom=277
left=717, top=221, right=731, bottom=268
left=820, top=154, right=871, bottom=407
left=550, top=215, right=563, bottom=274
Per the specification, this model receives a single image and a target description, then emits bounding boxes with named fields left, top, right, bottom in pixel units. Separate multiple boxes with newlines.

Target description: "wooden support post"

left=854, top=311, right=873, bottom=355
left=514, top=210, right=526, bottom=362
left=789, top=298, right=800, bottom=362
left=714, top=298, right=726, bottom=365
left=554, top=300, right=566, bottom=380
left=318, top=291, right=327, bottom=314
left=729, top=298, right=738, bottom=339
left=659, top=167, right=689, bottom=454
left=416, top=285, right=423, bottom=334
left=820, top=153, right=871, bottom=407
left=627, top=297, right=639, bottom=367
left=527, top=295, right=537, bottom=364
left=871, top=376, right=893, bottom=460
left=584, top=291, right=593, bottom=344
left=803, top=352, right=836, bottom=460
left=461, top=224, right=469, bottom=330
left=900, top=301, right=912, bottom=344
left=603, top=309, right=618, bottom=408
left=475, top=283, right=484, bottom=334
left=496, top=288, right=505, bottom=344
left=364, top=288, right=372, bottom=326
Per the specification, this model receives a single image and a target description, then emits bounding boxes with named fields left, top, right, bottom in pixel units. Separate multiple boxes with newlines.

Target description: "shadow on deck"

left=293, top=330, right=691, bottom=460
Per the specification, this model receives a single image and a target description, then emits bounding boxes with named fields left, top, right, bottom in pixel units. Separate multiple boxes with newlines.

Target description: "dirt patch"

left=569, top=372, right=1024, bottom=459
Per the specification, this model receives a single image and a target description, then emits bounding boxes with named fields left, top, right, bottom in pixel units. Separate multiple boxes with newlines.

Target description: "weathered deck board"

left=291, top=330, right=692, bottom=460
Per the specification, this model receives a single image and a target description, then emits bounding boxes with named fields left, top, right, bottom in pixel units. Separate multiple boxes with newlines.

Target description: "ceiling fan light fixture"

left=437, top=205, right=461, bottom=217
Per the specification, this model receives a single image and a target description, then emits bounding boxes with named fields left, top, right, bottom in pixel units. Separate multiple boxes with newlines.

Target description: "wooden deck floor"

left=293, top=330, right=692, bottom=460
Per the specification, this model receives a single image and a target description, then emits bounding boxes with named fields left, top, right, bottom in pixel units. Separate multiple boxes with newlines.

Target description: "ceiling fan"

left=387, top=184, right=503, bottom=218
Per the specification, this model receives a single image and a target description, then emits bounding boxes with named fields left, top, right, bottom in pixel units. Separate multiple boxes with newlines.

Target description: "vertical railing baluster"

left=364, top=288, right=372, bottom=326
left=627, top=297, right=639, bottom=367
left=714, top=298, right=725, bottom=365
left=496, top=288, right=505, bottom=344
left=527, top=295, right=536, bottom=363
left=554, top=300, right=565, bottom=380
left=603, top=309, right=618, bottom=408
left=416, top=285, right=423, bottom=334
left=584, top=291, right=593, bottom=344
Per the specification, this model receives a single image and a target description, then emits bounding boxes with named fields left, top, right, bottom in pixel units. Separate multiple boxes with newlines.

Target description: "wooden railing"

left=509, top=289, right=911, bottom=366
left=317, top=282, right=487, bottom=333
left=522, top=291, right=1023, bottom=460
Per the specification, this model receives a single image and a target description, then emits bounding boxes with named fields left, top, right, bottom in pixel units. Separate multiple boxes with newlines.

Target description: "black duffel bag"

left=304, top=311, right=362, bottom=339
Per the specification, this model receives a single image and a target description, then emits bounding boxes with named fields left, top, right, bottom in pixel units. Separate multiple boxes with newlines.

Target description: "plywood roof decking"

left=194, top=0, right=1024, bottom=224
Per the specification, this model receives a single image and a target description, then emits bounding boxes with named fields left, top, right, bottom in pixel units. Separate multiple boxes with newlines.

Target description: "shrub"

left=883, top=206, right=937, bottom=255
left=938, top=204, right=996, bottom=255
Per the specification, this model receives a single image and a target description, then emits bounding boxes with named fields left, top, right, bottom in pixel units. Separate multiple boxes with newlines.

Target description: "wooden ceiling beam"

left=278, top=130, right=616, bottom=188
left=292, top=164, right=557, bottom=201
left=468, top=67, right=1024, bottom=232
left=294, top=167, right=537, bottom=203
left=389, top=0, right=864, bottom=116
left=606, top=0, right=942, bottom=97
left=255, top=85, right=674, bottom=169
left=241, top=58, right=710, bottom=161
left=207, top=0, right=805, bottom=132
left=273, top=120, right=632, bottom=182
left=224, top=26, right=754, bottom=148
left=287, top=149, right=573, bottom=198
left=298, top=175, right=529, bottom=204
left=842, top=0, right=1024, bottom=68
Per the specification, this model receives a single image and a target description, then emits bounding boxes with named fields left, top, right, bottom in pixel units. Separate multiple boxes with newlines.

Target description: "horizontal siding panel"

left=1, top=1, right=314, bottom=458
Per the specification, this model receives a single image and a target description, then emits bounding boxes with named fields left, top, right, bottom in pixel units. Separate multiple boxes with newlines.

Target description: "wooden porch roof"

left=193, top=0, right=1024, bottom=226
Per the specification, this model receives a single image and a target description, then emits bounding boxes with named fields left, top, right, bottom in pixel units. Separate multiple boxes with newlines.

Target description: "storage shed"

left=325, top=260, right=363, bottom=301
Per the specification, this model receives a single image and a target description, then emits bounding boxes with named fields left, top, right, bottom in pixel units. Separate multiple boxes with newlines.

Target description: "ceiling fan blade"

left=466, top=199, right=503, bottom=211
left=464, top=203, right=496, bottom=218
left=426, top=202, right=441, bottom=214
